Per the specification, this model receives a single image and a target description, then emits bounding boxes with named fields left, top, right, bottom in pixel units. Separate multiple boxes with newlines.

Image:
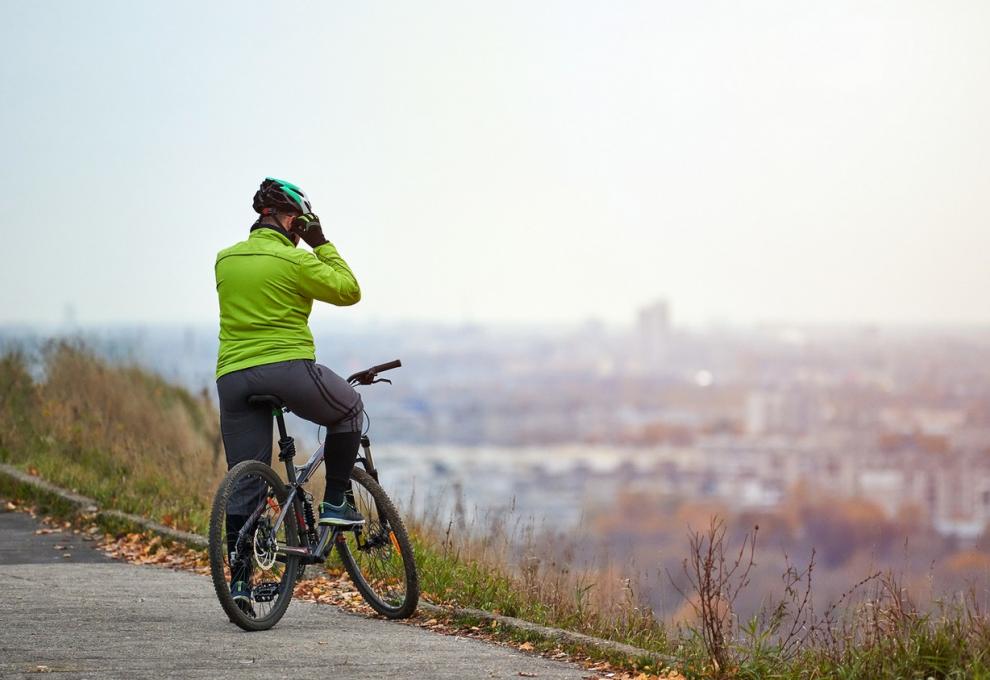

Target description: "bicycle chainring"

left=358, top=525, right=392, bottom=552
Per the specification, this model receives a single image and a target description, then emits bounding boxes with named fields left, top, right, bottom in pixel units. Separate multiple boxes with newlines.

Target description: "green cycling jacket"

left=215, top=226, right=361, bottom=378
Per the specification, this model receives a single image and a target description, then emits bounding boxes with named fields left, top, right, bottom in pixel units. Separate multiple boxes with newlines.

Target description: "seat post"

left=273, top=409, right=298, bottom=485
left=273, top=409, right=289, bottom=441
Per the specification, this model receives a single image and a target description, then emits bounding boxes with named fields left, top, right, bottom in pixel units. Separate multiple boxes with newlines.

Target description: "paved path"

left=0, top=509, right=588, bottom=680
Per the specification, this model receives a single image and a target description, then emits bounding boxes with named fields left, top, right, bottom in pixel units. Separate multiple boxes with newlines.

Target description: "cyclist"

left=214, top=177, right=366, bottom=612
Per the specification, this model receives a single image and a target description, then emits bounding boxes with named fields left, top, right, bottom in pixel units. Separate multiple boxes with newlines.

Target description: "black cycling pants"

left=216, top=359, right=364, bottom=515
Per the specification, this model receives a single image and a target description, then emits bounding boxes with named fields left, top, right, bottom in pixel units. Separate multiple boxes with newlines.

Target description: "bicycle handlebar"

left=347, top=359, right=402, bottom=385
left=371, top=359, right=401, bottom=373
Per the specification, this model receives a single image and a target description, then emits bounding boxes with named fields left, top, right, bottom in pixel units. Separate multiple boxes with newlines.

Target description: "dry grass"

left=0, top=341, right=223, bottom=531
left=404, top=500, right=672, bottom=654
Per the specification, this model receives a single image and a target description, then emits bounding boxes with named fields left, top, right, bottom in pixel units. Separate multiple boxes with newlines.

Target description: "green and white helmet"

left=252, top=177, right=312, bottom=215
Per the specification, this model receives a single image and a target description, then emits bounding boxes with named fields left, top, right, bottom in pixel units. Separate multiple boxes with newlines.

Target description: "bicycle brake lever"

left=371, top=378, right=392, bottom=385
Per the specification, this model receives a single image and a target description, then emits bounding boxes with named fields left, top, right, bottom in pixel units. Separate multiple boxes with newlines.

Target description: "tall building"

left=637, top=299, right=671, bottom=368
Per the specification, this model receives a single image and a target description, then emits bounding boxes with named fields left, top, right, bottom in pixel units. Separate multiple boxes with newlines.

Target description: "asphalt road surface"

left=0, top=509, right=588, bottom=679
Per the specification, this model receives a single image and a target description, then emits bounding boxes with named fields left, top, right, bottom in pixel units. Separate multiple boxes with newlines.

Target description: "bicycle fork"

left=356, top=434, right=379, bottom=481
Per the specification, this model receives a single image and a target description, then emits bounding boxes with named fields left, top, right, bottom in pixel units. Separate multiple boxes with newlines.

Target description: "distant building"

left=744, top=391, right=778, bottom=435
left=745, top=389, right=815, bottom=435
left=637, top=299, right=671, bottom=368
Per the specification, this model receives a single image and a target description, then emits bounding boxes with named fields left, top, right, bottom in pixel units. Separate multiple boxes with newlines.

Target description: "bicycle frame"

left=245, top=406, right=381, bottom=565
left=214, top=359, right=416, bottom=628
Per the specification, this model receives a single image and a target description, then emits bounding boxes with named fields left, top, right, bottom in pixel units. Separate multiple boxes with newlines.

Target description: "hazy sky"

left=2, top=1, right=988, bottom=328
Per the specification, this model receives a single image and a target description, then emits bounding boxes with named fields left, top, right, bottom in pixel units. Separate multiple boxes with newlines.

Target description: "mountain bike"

left=208, top=360, right=419, bottom=631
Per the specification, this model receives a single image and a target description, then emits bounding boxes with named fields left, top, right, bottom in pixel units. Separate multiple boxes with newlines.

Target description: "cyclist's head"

left=252, top=177, right=311, bottom=244
left=253, top=177, right=312, bottom=216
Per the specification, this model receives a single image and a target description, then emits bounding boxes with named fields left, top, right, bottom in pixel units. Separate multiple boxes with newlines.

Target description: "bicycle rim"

left=336, top=467, right=419, bottom=618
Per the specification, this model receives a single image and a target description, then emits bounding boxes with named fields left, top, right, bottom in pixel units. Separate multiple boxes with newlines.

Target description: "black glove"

left=291, top=212, right=329, bottom=248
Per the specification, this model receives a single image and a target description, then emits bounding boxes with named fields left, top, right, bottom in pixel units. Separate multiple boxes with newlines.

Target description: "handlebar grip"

left=372, top=359, right=402, bottom=373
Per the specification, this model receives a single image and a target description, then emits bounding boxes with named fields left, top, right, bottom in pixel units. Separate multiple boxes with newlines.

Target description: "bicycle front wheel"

left=209, top=460, right=301, bottom=631
left=335, top=467, right=419, bottom=618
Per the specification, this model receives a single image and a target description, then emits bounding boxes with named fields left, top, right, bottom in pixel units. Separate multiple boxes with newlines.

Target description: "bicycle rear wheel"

left=209, top=460, right=301, bottom=631
left=335, top=467, right=419, bottom=618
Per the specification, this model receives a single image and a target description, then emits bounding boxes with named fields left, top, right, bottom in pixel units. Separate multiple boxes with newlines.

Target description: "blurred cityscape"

left=5, top=301, right=989, bottom=550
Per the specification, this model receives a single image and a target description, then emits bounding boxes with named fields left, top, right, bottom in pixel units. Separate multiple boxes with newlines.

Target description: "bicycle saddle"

left=247, top=394, right=285, bottom=409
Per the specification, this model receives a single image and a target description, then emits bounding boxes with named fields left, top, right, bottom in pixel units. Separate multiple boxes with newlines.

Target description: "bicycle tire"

left=209, top=460, right=301, bottom=631
left=336, top=467, right=419, bottom=618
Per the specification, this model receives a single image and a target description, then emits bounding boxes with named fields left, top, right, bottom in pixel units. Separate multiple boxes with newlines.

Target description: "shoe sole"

left=318, top=518, right=366, bottom=526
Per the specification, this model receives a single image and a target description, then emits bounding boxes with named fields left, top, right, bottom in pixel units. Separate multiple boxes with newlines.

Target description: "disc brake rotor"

left=253, top=516, right=279, bottom=570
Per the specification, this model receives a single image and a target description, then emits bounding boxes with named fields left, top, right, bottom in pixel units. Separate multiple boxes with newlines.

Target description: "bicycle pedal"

left=252, top=581, right=280, bottom=602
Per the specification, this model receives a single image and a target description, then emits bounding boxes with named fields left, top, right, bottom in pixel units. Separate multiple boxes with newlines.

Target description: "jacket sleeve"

left=296, top=242, right=361, bottom=306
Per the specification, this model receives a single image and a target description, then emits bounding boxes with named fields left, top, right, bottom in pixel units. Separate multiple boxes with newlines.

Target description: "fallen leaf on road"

left=29, top=665, right=52, bottom=673
left=52, top=544, right=66, bottom=550
left=62, top=553, right=72, bottom=558
left=4, top=501, right=17, bottom=511
left=518, top=673, right=537, bottom=678
left=519, top=642, right=535, bottom=652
